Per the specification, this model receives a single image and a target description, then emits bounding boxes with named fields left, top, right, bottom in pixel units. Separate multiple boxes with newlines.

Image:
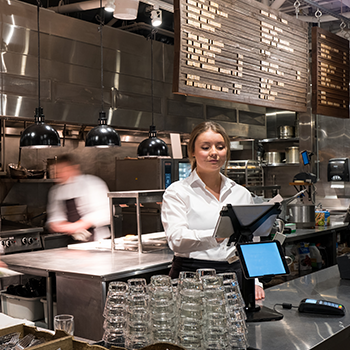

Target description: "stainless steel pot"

left=8, top=163, right=27, bottom=179
left=287, top=204, right=315, bottom=228
left=264, top=152, right=284, bottom=165
left=279, top=125, right=294, bottom=139
left=285, top=146, right=299, bottom=164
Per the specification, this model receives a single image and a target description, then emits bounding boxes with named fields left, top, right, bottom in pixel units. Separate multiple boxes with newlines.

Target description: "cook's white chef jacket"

left=46, top=174, right=110, bottom=241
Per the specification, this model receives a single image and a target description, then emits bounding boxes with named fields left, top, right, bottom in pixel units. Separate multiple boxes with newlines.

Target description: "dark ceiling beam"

left=300, top=0, right=350, bottom=25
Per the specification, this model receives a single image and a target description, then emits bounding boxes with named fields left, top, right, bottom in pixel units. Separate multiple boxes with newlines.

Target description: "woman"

left=161, top=121, right=265, bottom=300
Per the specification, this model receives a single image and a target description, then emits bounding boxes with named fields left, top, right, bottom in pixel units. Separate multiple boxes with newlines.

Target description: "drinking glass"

left=202, top=284, right=228, bottom=350
left=128, top=278, right=147, bottom=294
left=103, top=304, right=127, bottom=319
left=103, top=329, right=125, bottom=348
left=125, top=287, right=152, bottom=349
left=225, top=292, right=247, bottom=322
left=103, top=317, right=126, bottom=331
left=54, top=314, right=74, bottom=335
left=103, top=281, right=129, bottom=348
left=150, top=275, right=172, bottom=287
left=227, top=333, right=248, bottom=350
left=177, top=276, right=204, bottom=349
left=108, top=281, right=128, bottom=294
left=178, top=271, right=202, bottom=291
left=171, top=278, right=179, bottom=304
left=201, top=276, right=224, bottom=290
left=197, top=268, right=217, bottom=278
left=219, top=272, right=245, bottom=307
left=149, top=275, right=177, bottom=343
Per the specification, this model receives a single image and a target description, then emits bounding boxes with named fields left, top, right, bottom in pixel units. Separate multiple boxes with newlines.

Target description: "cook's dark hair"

left=187, top=121, right=230, bottom=173
left=56, top=154, right=79, bottom=166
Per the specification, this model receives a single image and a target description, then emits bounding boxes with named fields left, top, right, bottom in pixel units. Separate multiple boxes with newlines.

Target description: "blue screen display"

left=240, top=242, right=287, bottom=278
left=305, top=299, right=317, bottom=304
left=164, top=162, right=172, bottom=188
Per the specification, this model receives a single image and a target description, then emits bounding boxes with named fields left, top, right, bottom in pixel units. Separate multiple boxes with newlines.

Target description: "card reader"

left=298, top=298, right=345, bottom=316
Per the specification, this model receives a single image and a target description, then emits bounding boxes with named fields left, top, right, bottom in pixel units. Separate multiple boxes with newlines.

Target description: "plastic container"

left=40, top=298, right=57, bottom=324
left=285, top=223, right=296, bottom=233
left=1, top=292, right=44, bottom=321
left=315, top=210, right=330, bottom=226
left=298, top=243, right=312, bottom=271
left=309, top=243, right=322, bottom=270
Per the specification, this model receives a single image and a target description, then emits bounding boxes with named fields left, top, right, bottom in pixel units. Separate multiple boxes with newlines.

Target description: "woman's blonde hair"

left=187, top=121, right=230, bottom=173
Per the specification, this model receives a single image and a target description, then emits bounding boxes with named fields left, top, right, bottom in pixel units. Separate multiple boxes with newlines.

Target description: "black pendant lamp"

left=85, top=1, right=121, bottom=148
left=20, top=1, right=60, bottom=149
left=137, top=29, right=168, bottom=157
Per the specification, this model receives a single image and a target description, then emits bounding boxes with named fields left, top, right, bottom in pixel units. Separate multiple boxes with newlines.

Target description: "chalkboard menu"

left=312, top=27, right=349, bottom=119
left=173, top=0, right=309, bottom=112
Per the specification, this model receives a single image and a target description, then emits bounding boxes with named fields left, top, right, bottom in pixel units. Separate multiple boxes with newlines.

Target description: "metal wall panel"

left=315, top=115, right=350, bottom=210
left=0, top=0, right=265, bottom=138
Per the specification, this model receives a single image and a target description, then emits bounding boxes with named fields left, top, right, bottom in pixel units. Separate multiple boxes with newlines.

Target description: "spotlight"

left=105, top=0, right=115, bottom=12
left=151, top=7, right=162, bottom=27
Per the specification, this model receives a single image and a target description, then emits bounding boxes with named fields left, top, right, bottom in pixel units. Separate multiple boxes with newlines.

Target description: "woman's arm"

left=161, top=186, right=218, bottom=254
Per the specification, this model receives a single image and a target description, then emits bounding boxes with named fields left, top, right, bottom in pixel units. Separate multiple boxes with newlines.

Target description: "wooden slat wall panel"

left=312, top=27, right=349, bottom=119
left=173, top=0, right=309, bottom=112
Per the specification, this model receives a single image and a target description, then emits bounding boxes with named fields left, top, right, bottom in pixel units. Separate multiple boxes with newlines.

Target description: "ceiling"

left=16, top=0, right=350, bottom=42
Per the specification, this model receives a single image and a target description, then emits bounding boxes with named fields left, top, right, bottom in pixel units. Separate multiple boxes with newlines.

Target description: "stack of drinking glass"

left=103, top=281, right=129, bottom=348
left=102, top=269, right=248, bottom=350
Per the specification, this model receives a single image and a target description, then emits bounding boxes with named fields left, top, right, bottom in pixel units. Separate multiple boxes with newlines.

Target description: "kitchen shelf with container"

left=259, top=125, right=300, bottom=167
left=226, top=160, right=264, bottom=188
left=260, top=139, right=300, bottom=167
left=225, top=160, right=276, bottom=196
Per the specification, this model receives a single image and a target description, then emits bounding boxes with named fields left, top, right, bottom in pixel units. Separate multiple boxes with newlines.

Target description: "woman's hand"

left=215, top=237, right=225, bottom=243
left=255, top=285, right=265, bottom=300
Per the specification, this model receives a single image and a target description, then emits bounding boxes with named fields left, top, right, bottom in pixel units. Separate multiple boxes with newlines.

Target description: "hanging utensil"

left=18, top=147, right=22, bottom=168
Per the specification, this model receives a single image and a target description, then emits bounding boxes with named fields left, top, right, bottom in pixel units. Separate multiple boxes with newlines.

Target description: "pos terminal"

left=214, top=202, right=290, bottom=322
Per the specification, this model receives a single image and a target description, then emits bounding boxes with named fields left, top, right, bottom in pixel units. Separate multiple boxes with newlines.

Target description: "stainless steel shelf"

left=108, top=190, right=165, bottom=253
left=259, top=137, right=299, bottom=143
left=262, top=163, right=300, bottom=167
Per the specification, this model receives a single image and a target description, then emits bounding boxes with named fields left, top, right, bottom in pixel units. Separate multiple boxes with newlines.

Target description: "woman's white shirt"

left=161, top=169, right=254, bottom=261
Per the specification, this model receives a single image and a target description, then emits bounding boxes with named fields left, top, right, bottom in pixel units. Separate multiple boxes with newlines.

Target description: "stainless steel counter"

left=248, top=265, right=350, bottom=350
left=1, top=247, right=173, bottom=280
left=1, top=247, right=174, bottom=340
left=285, top=222, right=348, bottom=241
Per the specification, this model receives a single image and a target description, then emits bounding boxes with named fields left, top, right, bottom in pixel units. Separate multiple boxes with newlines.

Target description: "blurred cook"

left=46, top=154, right=110, bottom=241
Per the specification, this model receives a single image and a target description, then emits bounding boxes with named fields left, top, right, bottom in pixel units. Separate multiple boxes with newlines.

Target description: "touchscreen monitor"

left=236, top=241, right=290, bottom=279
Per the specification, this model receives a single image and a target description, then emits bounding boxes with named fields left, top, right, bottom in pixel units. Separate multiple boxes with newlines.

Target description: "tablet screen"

left=236, top=241, right=290, bottom=279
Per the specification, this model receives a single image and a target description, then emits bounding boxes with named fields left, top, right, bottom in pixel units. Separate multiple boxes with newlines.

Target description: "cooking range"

left=0, top=204, right=43, bottom=254
left=0, top=204, right=87, bottom=254
left=0, top=219, right=43, bottom=254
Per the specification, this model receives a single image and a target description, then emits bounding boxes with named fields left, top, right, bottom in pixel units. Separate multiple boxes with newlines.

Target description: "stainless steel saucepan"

left=264, top=151, right=284, bottom=165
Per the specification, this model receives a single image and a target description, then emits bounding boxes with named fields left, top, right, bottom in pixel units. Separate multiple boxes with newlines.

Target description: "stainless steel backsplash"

left=0, top=0, right=266, bottom=138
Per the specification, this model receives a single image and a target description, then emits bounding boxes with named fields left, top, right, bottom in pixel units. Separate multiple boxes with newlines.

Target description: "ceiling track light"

left=85, top=0, right=121, bottom=147
left=20, top=0, right=61, bottom=149
left=151, top=6, right=162, bottom=27
left=105, top=0, right=115, bottom=12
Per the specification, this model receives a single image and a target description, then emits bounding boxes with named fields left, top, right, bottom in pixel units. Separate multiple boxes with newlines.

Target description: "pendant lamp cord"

left=151, top=30, right=154, bottom=126
left=99, top=0, right=104, bottom=112
left=37, top=0, right=41, bottom=111
left=150, top=29, right=157, bottom=127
